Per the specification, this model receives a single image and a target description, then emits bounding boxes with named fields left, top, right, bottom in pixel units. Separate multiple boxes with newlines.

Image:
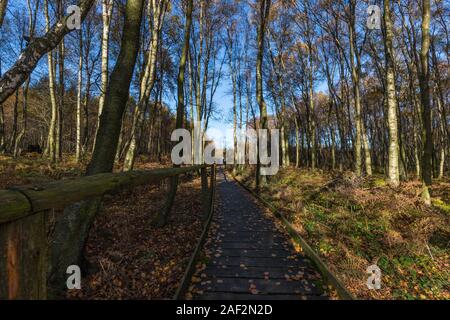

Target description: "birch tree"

left=123, top=0, right=169, bottom=171
left=383, top=0, right=400, bottom=186
left=92, top=0, right=113, bottom=151
left=0, top=0, right=96, bottom=104
left=418, top=0, right=432, bottom=204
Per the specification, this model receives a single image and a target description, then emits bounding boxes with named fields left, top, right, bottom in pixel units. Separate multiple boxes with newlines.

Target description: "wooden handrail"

left=0, top=165, right=206, bottom=224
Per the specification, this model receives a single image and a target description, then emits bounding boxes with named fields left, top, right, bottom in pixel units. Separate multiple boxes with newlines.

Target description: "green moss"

left=433, top=199, right=450, bottom=213
left=304, top=220, right=316, bottom=234
left=374, top=178, right=387, bottom=187
left=318, top=240, right=334, bottom=255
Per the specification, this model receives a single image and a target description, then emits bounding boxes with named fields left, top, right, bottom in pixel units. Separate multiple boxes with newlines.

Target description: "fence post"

left=0, top=210, right=49, bottom=299
left=209, top=164, right=216, bottom=203
left=201, top=166, right=209, bottom=220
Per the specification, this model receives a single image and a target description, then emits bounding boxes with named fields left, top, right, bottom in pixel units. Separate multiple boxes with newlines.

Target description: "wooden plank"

left=217, top=248, right=294, bottom=258
left=197, top=292, right=312, bottom=300
left=196, top=278, right=322, bottom=295
left=210, top=255, right=311, bottom=268
left=213, top=241, right=291, bottom=250
left=218, top=234, right=285, bottom=243
left=0, top=191, right=32, bottom=224
left=0, top=210, right=48, bottom=299
left=203, top=265, right=311, bottom=279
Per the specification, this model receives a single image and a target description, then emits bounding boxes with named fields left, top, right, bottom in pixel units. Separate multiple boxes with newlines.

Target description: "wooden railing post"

left=201, top=166, right=209, bottom=220
left=209, top=164, right=216, bottom=203
left=0, top=210, right=49, bottom=299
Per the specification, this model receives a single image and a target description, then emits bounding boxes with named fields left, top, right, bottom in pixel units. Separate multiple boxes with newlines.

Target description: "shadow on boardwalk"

left=191, top=169, right=329, bottom=300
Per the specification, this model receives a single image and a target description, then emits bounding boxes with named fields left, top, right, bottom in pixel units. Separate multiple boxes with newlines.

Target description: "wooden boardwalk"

left=191, top=170, right=328, bottom=300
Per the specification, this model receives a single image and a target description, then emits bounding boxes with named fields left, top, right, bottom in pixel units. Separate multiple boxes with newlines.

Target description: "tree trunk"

left=255, top=0, right=271, bottom=188
left=44, top=0, right=58, bottom=163
left=0, top=0, right=8, bottom=28
left=0, top=0, right=96, bottom=104
left=48, top=0, right=145, bottom=297
left=124, top=0, right=168, bottom=171
left=418, top=0, right=432, bottom=204
left=76, top=30, right=83, bottom=162
left=55, top=0, right=65, bottom=160
left=152, top=0, right=193, bottom=227
left=13, top=79, right=29, bottom=158
left=383, top=0, right=400, bottom=186
left=94, top=0, right=113, bottom=150
left=12, top=0, right=37, bottom=158
left=348, top=0, right=372, bottom=176
left=295, top=116, right=300, bottom=168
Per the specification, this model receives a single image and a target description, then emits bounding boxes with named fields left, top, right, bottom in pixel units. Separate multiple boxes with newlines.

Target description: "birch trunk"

left=256, top=0, right=271, bottom=188
left=44, top=0, right=58, bottom=163
left=76, top=30, right=83, bottom=162
left=383, top=0, right=401, bottom=186
left=0, top=0, right=96, bottom=104
left=418, top=0, right=432, bottom=204
left=93, top=0, right=113, bottom=152
left=152, top=0, right=193, bottom=227
left=123, top=0, right=168, bottom=171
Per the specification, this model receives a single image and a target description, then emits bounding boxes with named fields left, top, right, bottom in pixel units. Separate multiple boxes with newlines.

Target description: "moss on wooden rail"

left=0, top=165, right=206, bottom=224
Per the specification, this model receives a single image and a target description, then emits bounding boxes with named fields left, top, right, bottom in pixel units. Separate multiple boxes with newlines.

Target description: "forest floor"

left=0, top=153, right=205, bottom=299
left=235, top=166, right=450, bottom=300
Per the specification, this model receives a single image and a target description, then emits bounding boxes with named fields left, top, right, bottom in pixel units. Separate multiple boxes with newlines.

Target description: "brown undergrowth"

left=68, top=178, right=204, bottom=299
left=236, top=166, right=449, bottom=300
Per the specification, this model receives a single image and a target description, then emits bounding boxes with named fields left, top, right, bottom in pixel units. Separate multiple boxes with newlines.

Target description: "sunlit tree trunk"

left=44, top=0, right=58, bottom=163
left=9, top=90, right=18, bottom=153
left=256, top=0, right=271, bottom=188
left=97, top=0, right=112, bottom=126
left=124, top=0, right=168, bottom=171
left=92, top=0, right=113, bottom=152
left=55, top=0, right=65, bottom=160
left=295, top=115, right=300, bottom=168
left=13, top=80, right=29, bottom=158
left=76, top=30, right=83, bottom=162
left=348, top=0, right=372, bottom=176
left=383, top=0, right=400, bottom=186
left=418, top=0, right=432, bottom=204
left=430, top=37, right=447, bottom=179
left=13, top=0, right=37, bottom=157
left=226, top=25, right=238, bottom=170
left=152, top=0, right=193, bottom=227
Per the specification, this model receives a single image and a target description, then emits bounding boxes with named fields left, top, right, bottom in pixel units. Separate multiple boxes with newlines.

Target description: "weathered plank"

left=0, top=210, right=48, bottom=299
left=197, top=292, right=325, bottom=300
left=195, top=278, right=322, bottom=295
left=217, top=248, right=294, bottom=258
left=210, top=256, right=310, bottom=268
left=0, top=191, right=32, bottom=224
left=202, top=265, right=313, bottom=279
